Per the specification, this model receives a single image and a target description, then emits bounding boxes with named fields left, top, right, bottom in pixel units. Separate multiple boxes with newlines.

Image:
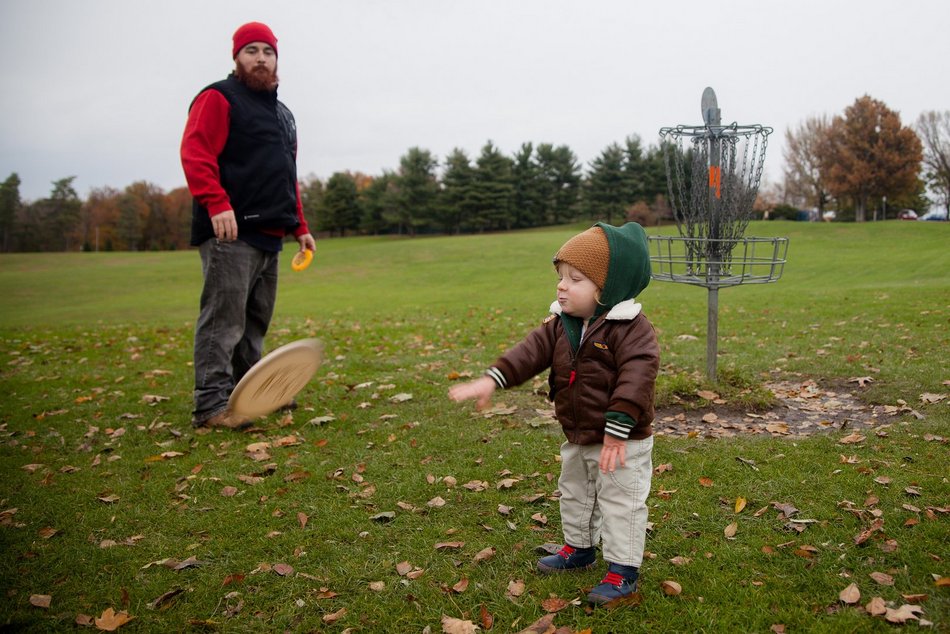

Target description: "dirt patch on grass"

left=654, top=379, right=920, bottom=439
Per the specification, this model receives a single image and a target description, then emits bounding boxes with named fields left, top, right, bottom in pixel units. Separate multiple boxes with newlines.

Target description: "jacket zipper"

left=568, top=318, right=604, bottom=444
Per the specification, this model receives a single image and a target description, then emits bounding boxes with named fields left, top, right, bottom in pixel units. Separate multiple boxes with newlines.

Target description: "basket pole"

left=705, top=99, right=722, bottom=382
left=707, top=286, right=719, bottom=381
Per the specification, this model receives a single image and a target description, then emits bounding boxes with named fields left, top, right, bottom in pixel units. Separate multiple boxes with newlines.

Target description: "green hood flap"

left=595, top=222, right=651, bottom=310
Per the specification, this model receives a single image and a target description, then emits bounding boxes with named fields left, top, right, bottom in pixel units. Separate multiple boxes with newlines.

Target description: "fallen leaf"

left=473, top=546, right=496, bottom=563
left=29, top=594, right=51, bottom=609
left=273, top=563, right=294, bottom=576
left=506, top=579, right=526, bottom=599
left=313, top=587, right=338, bottom=599
left=396, top=561, right=413, bottom=576
left=452, top=578, right=469, bottom=593
left=441, top=614, right=478, bottom=634
left=516, top=613, right=556, bottom=633
left=669, top=556, right=691, bottom=566
left=38, top=527, right=58, bottom=539
left=172, top=556, right=205, bottom=570
left=660, top=580, right=682, bottom=596
left=479, top=603, right=494, bottom=630
left=322, top=607, right=347, bottom=624
left=273, top=435, right=300, bottom=447
left=463, top=480, right=489, bottom=491
left=541, top=596, right=570, bottom=612
left=220, top=486, right=238, bottom=497
left=772, top=502, right=799, bottom=517
left=735, top=497, right=747, bottom=513
left=839, top=582, right=861, bottom=604
left=884, top=604, right=923, bottom=624
left=866, top=596, right=887, bottom=616
left=368, top=581, right=385, bottom=592
left=869, top=571, right=894, bottom=586
left=838, top=432, right=866, bottom=445
left=854, top=518, right=884, bottom=545
left=698, top=477, right=714, bottom=487
left=147, top=587, right=184, bottom=610
left=435, top=541, right=466, bottom=550
left=724, top=522, right=738, bottom=538
left=94, top=607, right=133, bottom=631
left=531, top=512, right=548, bottom=525
left=428, top=496, right=447, bottom=508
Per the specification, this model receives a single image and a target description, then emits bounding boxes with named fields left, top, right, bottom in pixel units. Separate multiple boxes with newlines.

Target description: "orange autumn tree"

left=820, top=95, right=922, bottom=222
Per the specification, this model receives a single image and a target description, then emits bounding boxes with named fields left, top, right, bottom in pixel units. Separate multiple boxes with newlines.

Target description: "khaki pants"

left=557, top=437, right=653, bottom=567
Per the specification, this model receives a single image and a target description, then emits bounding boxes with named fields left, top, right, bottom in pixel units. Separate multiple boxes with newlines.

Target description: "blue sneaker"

left=537, top=544, right=596, bottom=574
left=587, top=563, right=639, bottom=605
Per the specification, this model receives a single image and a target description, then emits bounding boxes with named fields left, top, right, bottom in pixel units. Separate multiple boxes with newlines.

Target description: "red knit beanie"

left=232, top=22, right=278, bottom=58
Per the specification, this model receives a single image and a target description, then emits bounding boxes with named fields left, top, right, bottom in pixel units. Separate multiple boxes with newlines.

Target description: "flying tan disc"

left=228, top=338, right=323, bottom=423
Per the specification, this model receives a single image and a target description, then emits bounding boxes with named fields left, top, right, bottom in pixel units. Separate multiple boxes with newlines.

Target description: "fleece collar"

left=548, top=298, right=642, bottom=321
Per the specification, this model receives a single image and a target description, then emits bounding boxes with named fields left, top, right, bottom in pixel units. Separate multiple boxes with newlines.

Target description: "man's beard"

left=236, top=63, right=279, bottom=92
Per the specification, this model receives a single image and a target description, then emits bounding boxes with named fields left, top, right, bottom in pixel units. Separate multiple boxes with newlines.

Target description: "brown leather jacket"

left=492, top=299, right=659, bottom=444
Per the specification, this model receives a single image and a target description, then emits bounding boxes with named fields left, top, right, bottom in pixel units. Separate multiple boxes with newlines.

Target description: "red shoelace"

left=557, top=545, right=576, bottom=558
left=600, top=571, right=625, bottom=587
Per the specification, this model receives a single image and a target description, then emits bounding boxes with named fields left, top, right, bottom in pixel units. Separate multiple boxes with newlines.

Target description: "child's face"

left=556, top=263, right=600, bottom=319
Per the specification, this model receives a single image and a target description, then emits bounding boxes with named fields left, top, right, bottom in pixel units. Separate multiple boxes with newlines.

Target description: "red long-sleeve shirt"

left=180, top=89, right=309, bottom=238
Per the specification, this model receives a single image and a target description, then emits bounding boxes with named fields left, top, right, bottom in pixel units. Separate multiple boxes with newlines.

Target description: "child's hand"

left=448, top=376, right=496, bottom=411
left=599, top=434, right=627, bottom=473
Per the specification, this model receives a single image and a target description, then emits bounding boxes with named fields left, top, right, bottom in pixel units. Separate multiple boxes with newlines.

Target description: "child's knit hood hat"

left=553, top=221, right=651, bottom=312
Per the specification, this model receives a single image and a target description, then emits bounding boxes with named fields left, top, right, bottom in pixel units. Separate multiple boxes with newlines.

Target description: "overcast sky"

left=2, top=0, right=948, bottom=202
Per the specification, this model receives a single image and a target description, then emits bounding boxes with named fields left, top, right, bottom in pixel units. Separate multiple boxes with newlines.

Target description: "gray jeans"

left=192, top=239, right=279, bottom=422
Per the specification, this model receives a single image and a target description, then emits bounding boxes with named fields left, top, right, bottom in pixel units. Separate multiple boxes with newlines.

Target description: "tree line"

left=1, top=95, right=946, bottom=252
left=0, top=136, right=669, bottom=252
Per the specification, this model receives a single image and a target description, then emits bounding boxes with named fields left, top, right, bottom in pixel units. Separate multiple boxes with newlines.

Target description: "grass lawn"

left=0, top=221, right=947, bottom=632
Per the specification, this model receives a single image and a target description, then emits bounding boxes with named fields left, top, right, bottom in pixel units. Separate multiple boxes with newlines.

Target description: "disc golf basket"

left=650, top=87, right=788, bottom=381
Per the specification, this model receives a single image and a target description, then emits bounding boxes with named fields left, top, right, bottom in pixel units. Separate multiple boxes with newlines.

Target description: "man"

left=181, top=21, right=315, bottom=428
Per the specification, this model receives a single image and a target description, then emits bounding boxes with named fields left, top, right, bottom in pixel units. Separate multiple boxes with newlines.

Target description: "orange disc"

left=291, top=249, right=313, bottom=271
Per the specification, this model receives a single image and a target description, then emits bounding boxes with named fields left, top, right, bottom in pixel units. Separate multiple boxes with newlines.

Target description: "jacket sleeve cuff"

left=485, top=367, right=507, bottom=389
left=207, top=202, right=233, bottom=216
left=605, top=411, right=636, bottom=440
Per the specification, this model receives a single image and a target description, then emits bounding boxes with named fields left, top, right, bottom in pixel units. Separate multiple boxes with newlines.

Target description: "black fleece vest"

left=189, top=75, right=300, bottom=248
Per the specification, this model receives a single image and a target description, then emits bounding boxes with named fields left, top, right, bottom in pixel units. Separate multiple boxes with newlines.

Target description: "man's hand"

left=599, top=434, right=627, bottom=473
left=212, top=210, right=238, bottom=242
left=297, top=233, right=316, bottom=252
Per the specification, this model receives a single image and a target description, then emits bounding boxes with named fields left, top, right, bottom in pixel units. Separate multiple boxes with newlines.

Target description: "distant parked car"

left=898, top=209, right=918, bottom=220
left=918, top=208, right=949, bottom=221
